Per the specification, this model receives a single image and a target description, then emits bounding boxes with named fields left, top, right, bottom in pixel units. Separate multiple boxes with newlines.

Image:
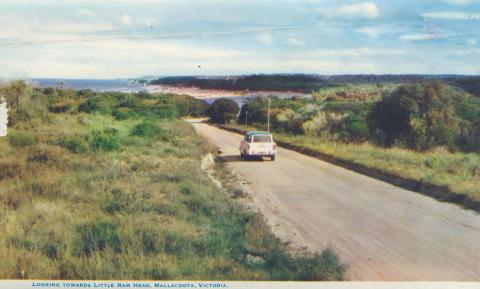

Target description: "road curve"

left=189, top=120, right=480, bottom=281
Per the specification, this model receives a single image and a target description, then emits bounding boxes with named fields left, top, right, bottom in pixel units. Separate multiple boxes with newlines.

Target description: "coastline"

left=144, top=85, right=311, bottom=100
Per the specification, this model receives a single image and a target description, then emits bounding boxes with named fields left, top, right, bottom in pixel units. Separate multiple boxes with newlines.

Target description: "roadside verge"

left=215, top=124, right=480, bottom=213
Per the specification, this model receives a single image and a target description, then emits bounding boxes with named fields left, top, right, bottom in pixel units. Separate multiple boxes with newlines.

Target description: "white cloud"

left=355, top=27, right=382, bottom=38
left=42, top=23, right=115, bottom=34
left=307, top=48, right=404, bottom=58
left=422, top=11, right=480, bottom=20
left=287, top=38, right=304, bottom=46
left=256, top=33, right=273, bottom=45
left=120, top=13, right=132, bottom=26
left=400, top=33, right=437, bottom=41
left=445, top=0, right=478, bottom=5
left=340, top=2, right=379, bottom=18
left=78, top=8, right=96, bottom=18
left=0, top=22, right=116, bottom=43
left=320, top=2, right=379, bottom=19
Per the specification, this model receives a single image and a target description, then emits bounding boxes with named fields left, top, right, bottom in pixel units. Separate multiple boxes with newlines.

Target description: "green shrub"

left=150, top=104, right=179, bottom=119
left=138, top=228, right=163, bottom=255
left=78, top=99, right=98, bottom=113
left=90, top=130, right=120, bottom=151
left=344, top=114, right=369, bottom=142
left=112, top=107, right=135, bottom=120
left=130, top=120, right=168, bottom=140
left=8, top=131, right=36, bottom=147
left=73, top=220, right=122, bottom=257
left=58, top=135, right=89, bottom=154
left=42, top=233, right=64, bottom=260
left=294, top=249, right=347, bottom=281
left=264, top=246, right=346, bottom=281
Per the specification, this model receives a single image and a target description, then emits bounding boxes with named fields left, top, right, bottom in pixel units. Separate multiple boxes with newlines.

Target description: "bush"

left=367, top=82, right=464, bottom=150
left=344, top=114, right=369, bottom=142
left=27, top=146, right=58, bottom=163
left=239, top=99, right=267, bottom=125
left=263, top=246, right=346, bottom=281
left=58, top=135, right=89, bottom=154
left=48, top=101, right=72, bottom=113
left=130, top=121, right=165, bottom=139
left=78, top=99, right=98, bottom=113
left=150, top=104, right=179, bottom=119
left=294, top=249, right=347, bottom=281
left=207, top=98, right=239, bottom=124
left=0, top=163, right=21, bottom=180
left=112, top=107, right=135, bottom=120
left=8, top=131, right=36, bottom=147
left=90, top=130, right=120, bottom=151
left=42, top=233, right=64, bottom=260
left=73, top=220, right=122, bottom=257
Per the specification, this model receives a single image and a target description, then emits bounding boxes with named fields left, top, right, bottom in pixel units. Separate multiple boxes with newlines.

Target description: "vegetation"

left=227, top=81, right=480, bottom=201
left=0, top=81, right=345, bottom=280
left=149, top=74, right=478, bottom=93
left=367, top=82, right=466, bottom=150
left=206, top=98, right=239, bottom=124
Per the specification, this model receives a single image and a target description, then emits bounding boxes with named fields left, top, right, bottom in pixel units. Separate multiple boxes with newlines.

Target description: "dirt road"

left=189, top=120, right=480, bottom=281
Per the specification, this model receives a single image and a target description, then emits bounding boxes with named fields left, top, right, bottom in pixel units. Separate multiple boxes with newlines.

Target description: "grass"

left=228, top=123, right=480, bottom=202
left=0, top=98, right=345, bottom=280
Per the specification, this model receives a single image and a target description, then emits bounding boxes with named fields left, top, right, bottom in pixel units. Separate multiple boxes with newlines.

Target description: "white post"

left=0, top=98, right=8, bottom=137
left=267, top=97, right=270, bottom=132
left=245, top=110, right=248, bottom=127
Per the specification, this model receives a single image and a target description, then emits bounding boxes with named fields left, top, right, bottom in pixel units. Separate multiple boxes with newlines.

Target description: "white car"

left=239, top=131, right=277, bottom=161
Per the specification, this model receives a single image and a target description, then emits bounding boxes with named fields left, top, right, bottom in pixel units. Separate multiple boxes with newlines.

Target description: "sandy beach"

left=145, top=85, right=311, bottom=100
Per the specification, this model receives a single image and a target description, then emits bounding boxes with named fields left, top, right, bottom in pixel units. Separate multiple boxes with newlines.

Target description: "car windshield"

left=252, top=135, right=271, bottom=143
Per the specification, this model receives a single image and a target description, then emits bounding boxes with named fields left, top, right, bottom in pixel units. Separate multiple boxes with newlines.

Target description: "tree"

left=367, top=82, right=464, bottom=150
left=206, top=98, right=239, bottom=124
left=3, top=80, right=30, bottom=111
left=238, top=98, right=267, bottom=125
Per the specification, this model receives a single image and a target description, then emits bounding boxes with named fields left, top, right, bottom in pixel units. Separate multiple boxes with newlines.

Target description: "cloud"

left=422, top=11, right=480, bottom=20
left=320, top=2, right=379, bottom=19
left=256, top=33, right=273, bottom=45
left=42, top=23, right=115, bottom=34
left=78, top=8, right=96, bottom=18
left=445, top=0, right=478, bottom=5
left=120, top=13, right=132, bottom=26
left=307, top=48, right=404, bottom=58
left=287, top=38, right=304, bottom=46
left=399, top=33, right=437, bottom=41
left=0, top=22, right=116, bottom=43
left=355, top=27, right=382, bottom=38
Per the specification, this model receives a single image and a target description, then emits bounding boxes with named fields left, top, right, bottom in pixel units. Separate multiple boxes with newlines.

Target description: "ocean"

left=31, top=78, right=311, bottom=106
left=32, top=78, right=145, bottom=93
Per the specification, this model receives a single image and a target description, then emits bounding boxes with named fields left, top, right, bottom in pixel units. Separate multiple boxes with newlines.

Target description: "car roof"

left=246, top=131, right=272, bottom=136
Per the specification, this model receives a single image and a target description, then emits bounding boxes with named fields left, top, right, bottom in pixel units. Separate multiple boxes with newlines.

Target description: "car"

left=239, top=131, right=277, bottom=161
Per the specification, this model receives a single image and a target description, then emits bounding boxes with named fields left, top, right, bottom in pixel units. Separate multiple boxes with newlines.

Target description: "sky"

left=0, top=0, right=479, bottom=78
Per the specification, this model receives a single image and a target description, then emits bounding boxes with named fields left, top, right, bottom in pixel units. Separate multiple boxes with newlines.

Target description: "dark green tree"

left=206, top=98, right=239, bottom=124
left=367, top=82, right=464, bottom=150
